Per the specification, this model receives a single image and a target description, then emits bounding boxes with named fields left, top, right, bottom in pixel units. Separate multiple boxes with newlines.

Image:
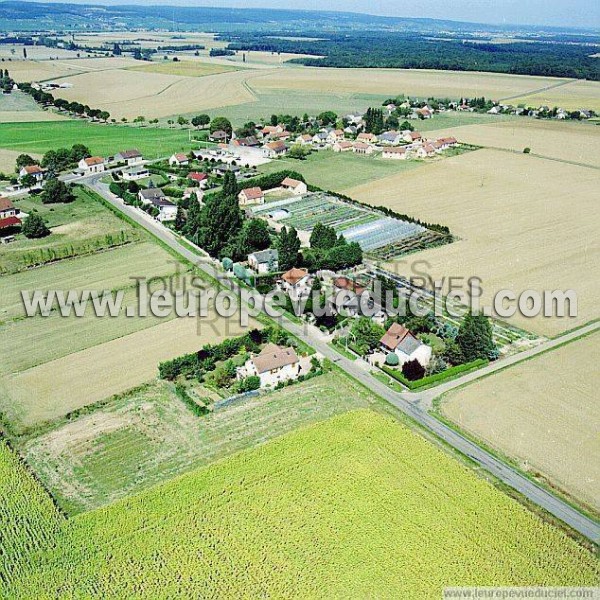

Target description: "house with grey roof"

left=380, top=323, right=432, bottom=367
left=248, top=248, right=279, bottom=274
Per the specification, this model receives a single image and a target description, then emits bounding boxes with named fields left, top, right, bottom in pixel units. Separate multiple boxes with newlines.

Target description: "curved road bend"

left=81, top=174, right=600, bottom=544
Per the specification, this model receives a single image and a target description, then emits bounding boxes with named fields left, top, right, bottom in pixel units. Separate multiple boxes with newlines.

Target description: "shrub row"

left=381, top=359, right=488, bottom=390
left=174, top=383, right=210, bottom=417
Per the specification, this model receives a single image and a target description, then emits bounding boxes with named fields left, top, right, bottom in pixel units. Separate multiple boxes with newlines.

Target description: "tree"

left=310, top=222, right=337, bottom=251
left=69, top=144, right=90, bottom=162
left=191, top=114, right=210, bottom=129
left=209, top=116, right=232, bottom=136
left=15, top=154, right=37, bottom=170
left=402, top=359, right=425, bottom=381
left=456, top=313, right=497, bottom=362
left=317, top=111, right=337, bottom=126
left=22, top=213, right=50, bottom=238
left=400, top=120, right=413, bottom=131
left=184, top=197, right=202, bottom=241
left=20, top=173, right=37, bottom=189
left=199, top=191, right=243, bottom=257
left=288, top=144, right=311, bottom=160
left=350, top=317, right=384, bottom=353
left=173, top=206, right=186, bottom=231
left=442, top=340, right=464, bottom=366
left=222, top=171, right=238, bottom=198
left=177, top=116, right=189, bottom=127
left=385, top=352, right=399, bottom=366
left=40, top=179, right=74, bottom=204
left=236, top=219, right=271, bottom=256
left=276, top=226, right=301, bottom=271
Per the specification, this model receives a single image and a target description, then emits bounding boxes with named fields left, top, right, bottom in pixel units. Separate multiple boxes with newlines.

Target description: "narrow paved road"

left=82, top=175, right=600, bottom=544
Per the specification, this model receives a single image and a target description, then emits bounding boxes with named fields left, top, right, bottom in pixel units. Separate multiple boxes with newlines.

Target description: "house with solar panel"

left=380, top=323, right=432, bottom=367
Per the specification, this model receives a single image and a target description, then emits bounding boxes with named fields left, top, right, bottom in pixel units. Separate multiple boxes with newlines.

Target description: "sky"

left=51, top=0, right=600, bottom=30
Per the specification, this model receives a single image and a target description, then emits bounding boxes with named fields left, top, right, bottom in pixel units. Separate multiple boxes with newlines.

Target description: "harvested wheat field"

left=253, top=67, right=573, bottom=102
left=0, top=315, right=253, bottom=431
left=127, top=59, right=239, bottom=78
left=347, top=149, right=600, bottom=337
left=425, top=119, right=600, bottom=167
left=507, top=79, right=600, bottom=112
left=441, top=332, right=600, bottom=513
left=48, top=67, right=259, bottom=119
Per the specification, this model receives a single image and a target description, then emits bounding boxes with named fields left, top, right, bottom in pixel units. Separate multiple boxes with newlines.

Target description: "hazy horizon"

left=21, top=0, right=600, bottom=30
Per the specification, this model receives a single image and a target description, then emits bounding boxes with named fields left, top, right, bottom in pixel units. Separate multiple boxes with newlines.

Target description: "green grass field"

left=3, top=410, right=597, bottom=597
left=0, top=187, right=143, bottom=275
left=0, top=121, right=192, bottom=158
left=24, top=371, right=376, bottom=513
left=259, top=149, right=422, bottom=192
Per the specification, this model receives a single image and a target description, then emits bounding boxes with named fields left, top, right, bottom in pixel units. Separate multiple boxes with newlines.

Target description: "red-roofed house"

left=78, top=156, right=105, bottom=174
left=169, top=153, right=189, bottom=167
left=262, top=141, right=288, bottom=159
left=280, top=177, right=307, bottom=195
left=187, top=172, right=208, bottom=188
left=238, top=186, right=265, bottom=206
left=19, top=164, right=45, bottom=183
left=380, top=323, right=431, bottom=367
left=0, top=197, right=21, bottom=233
left=382, top=147, right=408, bottom=160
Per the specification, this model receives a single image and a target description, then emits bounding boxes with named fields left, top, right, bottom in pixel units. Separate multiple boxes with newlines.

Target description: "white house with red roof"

left=0, top=197, right=21, bottom=234
left=187, top=172, right=208, bottom=188
left=238, top=186, right=265, bottom=206
left=280, top=177, right=307, bottom=195
left=19, top=164, right=45, bottom=183
left=380, top=323, right=431, bottom=367
left=78, top=156, right=105, bottom=175
left=169, top=153, right=189, bottom=167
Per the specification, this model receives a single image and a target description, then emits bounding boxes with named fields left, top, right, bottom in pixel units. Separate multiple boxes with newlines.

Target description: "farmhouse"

left=403, top=131, right=422, bottom=143
left=415, top=144, right=437, bottom=158
left=19, top=164, right=45, bottom=183
left=232, top=136, right=259, bottom=147
left=78, top=156, right=105, bottom=175
left=380, top=323, right=431, bottom=367
left=262, top=141, right=288, bottom=158
left=436, top=137, right=458, bottom=150
left=0, top=197, right=21, bottom=234
left=248, top=248, right=279, bottom=274
left=115, top=149, right=143, bottom=166
left=122, top=167, right=149, bottom=181
left=138, top=188, right=177, bottom=222
left=353, top=142, right=374, bottom=155
left=262, top=124, right=285, bottom=136
left=240, top=343, right=301, bottom=388
left=169, top=153, right=189, bottom=167
left=238, top=186, right=265, bottom=206
left=295, top=134, right=313, bottom=146
left=280, top=177, right=307, bottom=195
left=382, top=147, right=408, bottom=160
left=333, top=141, right=354, bottom=153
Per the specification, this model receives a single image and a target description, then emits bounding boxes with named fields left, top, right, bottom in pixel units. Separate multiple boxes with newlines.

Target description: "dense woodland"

left=225, top=32, right=600, bottom=80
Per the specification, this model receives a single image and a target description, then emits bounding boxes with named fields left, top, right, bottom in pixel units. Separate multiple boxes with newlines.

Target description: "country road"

left=80, top=173, right=600, bottom=544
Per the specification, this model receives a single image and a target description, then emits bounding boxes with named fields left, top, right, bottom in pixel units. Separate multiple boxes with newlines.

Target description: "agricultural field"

left=258, top=148, right=421, bottom=191
left=0, top=89, right=66, bottom=123
left=347, top=148, right=600, bottom=337
left=0, top=148, right=41, bottom=174
left=0, top=309, right=249, bottom=433
left=23, top=371, right=377, bottom=512
left=0, top=187, right=143, bottom=275
left=3, top=411, right=598, bottom=597
left=127, top=59, right=240, bottom=77
left=251, top=67, right=581, bottom=105
left=506, top=78, right=600, bottom=112
left=0, top=120, right=192, bottom=158
left=425, top=118, right=600, bottom=167
left=441, top=332, right=600, bottom=514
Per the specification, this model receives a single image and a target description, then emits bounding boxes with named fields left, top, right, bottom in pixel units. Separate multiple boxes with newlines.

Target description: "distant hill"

left=0, top=1, right=595, bottom=34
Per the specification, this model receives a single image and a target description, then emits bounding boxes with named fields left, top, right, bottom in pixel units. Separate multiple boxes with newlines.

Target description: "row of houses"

left=78, top=148, right=144, bottom=176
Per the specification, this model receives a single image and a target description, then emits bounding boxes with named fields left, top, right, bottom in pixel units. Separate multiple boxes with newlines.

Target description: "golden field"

left=252, top=66, right=576, bottom=102
left=425, top=118, right=600, bottom=167
left=441, top=332, right=600, bottom=513
left=347, top=148, right=600, bottom=337
left=127, top=59, right=239, bottom=78
left=507, top=79, right=600, bottom=112
left=0, top=149, right=42, bottom=173
left=0, top=314, right=252, bottom=430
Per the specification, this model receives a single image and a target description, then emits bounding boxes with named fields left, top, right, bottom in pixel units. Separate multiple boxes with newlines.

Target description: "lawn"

left=5, top=411, right=598, bottom=597
left=258, top=149, right=421, bottom=192
left=0, top=187, right=142, bottom=275
left=0, top=121, right=192, bottom=159
left=24, top=370, right=376, bottom=513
